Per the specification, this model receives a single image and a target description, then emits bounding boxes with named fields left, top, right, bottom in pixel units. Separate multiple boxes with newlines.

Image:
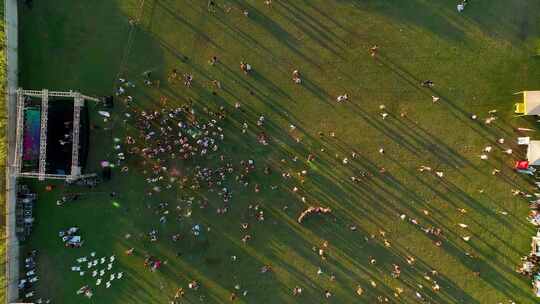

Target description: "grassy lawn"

left=15, top=0, right=540, bottom=303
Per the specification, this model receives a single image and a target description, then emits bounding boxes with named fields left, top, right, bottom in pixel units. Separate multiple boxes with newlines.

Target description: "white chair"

left=77, top=257, right=87, bottom=263
left=518, top=137, right=530, bottom=145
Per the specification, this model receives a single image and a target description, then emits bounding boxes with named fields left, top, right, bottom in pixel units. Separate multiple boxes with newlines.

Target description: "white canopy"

left=523, top=91, right=540, bottom=115
left=528, top=141, right=540, bottom=166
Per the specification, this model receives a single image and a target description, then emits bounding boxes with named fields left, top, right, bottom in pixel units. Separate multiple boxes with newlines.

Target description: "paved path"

left=4, top=0, right=18, bottom=302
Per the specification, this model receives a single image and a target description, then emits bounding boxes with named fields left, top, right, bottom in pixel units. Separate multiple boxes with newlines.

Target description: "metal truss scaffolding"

left=38, top=89, right=48, bottom=180
left=13, top=89, right=99, bottom=181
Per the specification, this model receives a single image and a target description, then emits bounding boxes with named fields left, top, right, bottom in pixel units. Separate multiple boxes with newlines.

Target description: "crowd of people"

left=18, top=250, right=50, bottom=303
left=14, top=0, right=536, bottom=302
left=105, top=43, right=527, bottom=301
left=76, top=0, right=534, bottom=301
left=111, top=63, right=475, bottom=302
left=518, top=197, right=540, bottom=296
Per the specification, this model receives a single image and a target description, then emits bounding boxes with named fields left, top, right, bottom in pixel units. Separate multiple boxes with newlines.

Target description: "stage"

left=22, top=97, right=89, bottom=175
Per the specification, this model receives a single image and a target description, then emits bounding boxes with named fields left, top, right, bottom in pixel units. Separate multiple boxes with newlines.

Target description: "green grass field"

left=15, top=0, right=540, bottom=303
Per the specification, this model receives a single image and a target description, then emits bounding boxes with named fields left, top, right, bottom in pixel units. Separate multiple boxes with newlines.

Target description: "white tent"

left=528, top=141, right=540, bottom=166
left=522, top=91, right=540, bottom=115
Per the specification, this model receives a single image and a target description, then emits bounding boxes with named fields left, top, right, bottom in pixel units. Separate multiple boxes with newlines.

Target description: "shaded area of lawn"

left=16, top=0, right=540, bottom=303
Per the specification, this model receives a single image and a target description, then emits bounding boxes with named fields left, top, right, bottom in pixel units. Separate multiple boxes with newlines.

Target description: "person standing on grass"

left=168, top=69, right=178, bottom=82
left=421, top=80, right=434, bottom=87
left=240, top=61, right=252, bottom=74
left=336, top=94, right=349, bottom=102
left=370, top=45, right=379, bottom=57
left=184, top=73, right=193, bottom=87
left=212, top=80, right=222, bottom=90
left=457, top=0, right=468, bottom=12
left=208, top=0, right=216, bottom=12
left=292, top=70, right=301, bottom=84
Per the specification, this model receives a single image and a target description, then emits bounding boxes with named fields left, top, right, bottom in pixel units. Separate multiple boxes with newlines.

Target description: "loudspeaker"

left=102, top=167, right=112, bottom=180
left=104, top=96, right=114, bottom=108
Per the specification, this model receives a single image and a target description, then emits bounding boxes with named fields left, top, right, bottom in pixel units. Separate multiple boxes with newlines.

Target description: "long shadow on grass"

left=339, top=0, right=468, bottom=42
left=440, top=235, right=536, bottom=302
left=379, top=154, right=527, bottom=257
left=277, top=1, right=350, bottom=47
left=273, top=1, right=347, bottom=60
left=300, top=125, right=528, bottom=259
left=299, top=215, right=479, bottom=303
left=299, top=137, right=528, bottom=285
left=153, top=0, right=222, bottom=51
left=266, top=209, right=411, bottom=302
left=226, top=0, right=322, bottom=70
